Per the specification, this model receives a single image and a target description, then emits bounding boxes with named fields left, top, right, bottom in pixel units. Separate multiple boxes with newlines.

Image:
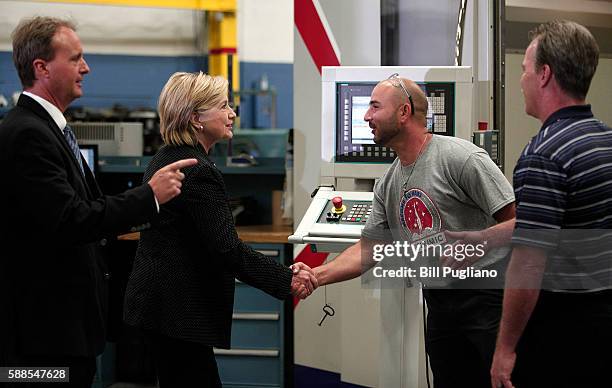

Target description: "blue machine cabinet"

left=216, top=243, right=293, bottom=388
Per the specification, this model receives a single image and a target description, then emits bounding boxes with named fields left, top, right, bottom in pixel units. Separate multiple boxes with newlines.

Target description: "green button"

left=356, top=218, right=361, bottom=221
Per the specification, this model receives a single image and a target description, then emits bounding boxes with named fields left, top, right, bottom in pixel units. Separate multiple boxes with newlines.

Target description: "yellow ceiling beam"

left=36, top=0, right=236, bottom=11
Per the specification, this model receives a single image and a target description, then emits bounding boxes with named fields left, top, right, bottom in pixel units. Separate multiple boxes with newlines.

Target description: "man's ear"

left=539, top=64, right=553, bottom=88
left=398, top=103, right=410, bottom=122
left=32, top=59, right=47, bottom=79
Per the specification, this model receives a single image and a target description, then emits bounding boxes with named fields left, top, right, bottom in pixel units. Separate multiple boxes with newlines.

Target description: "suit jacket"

left=0, top=94, right=157, bottom=359
left=123, top=144, right=292, bottom=348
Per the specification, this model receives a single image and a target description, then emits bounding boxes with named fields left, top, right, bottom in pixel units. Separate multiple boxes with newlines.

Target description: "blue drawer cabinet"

left=216, top=352, right=282, bottom=387
left=231, top=316, right=281, bottom=349
left=215, top=243, right=293, bottom=388
left=234, top=283, right=282, bottom=313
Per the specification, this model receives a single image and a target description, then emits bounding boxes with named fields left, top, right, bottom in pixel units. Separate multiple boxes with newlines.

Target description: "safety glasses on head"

left=388, top=73, right=415, bottom=116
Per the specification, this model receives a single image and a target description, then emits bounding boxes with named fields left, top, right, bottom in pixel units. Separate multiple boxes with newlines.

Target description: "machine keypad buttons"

left=319, top=200, right=373, bottom=224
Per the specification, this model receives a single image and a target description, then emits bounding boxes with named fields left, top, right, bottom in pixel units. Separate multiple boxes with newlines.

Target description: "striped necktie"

left=63, top=124, right=85, bottom=174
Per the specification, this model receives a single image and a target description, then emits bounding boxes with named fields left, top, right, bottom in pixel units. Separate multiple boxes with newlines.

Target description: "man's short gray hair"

left=12, top=16, right=77, bottom=88
left=529, top=20, right=599, bottom=100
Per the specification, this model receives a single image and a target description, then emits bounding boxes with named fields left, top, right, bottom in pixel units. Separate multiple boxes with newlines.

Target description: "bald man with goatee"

left=309, top=75, right=515, bottom=388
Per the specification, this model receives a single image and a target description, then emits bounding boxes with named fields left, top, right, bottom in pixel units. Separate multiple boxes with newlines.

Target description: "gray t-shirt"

left=362, top=135, right=515, bottom=281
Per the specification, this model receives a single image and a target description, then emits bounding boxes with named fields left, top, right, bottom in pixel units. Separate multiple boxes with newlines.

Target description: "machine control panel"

left=319, top=198, right=372, bottom=224
left=289, top=188, right=374, bottom=252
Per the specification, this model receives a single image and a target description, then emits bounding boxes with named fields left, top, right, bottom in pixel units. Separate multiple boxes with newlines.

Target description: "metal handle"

left=255, top=249, right=279, bottom=257
left=232, top=313, right=279, bottom=321
left=213, top=349, right=279, bottom=357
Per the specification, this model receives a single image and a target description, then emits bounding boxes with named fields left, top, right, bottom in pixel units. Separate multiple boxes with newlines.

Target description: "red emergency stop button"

left=331, top=196, right=346, bottom=214
left=332, top=196, right=343, bottom=210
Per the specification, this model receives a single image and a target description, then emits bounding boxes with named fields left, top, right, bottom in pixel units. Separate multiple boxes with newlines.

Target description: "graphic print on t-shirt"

left=399, top=188, right=446, bottom=245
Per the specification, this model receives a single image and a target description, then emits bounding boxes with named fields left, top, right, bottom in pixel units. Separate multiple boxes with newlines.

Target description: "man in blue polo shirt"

left=454, top=20, right=611, bottom=388
left=449, top=20, right=611, bottom=388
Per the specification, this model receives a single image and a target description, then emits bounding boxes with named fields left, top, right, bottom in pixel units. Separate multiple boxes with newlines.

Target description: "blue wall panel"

left=0, top=52, right=206, bottom=109
left=0, top=52, right=22, bottom=103
left=1, top=53, right=293, bottom=129
left=76, top=54, right=207, bottom=109
left=239, top=62, right=293, bottom=129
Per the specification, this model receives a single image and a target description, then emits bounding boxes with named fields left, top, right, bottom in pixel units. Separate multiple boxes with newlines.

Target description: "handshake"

left=289, top=262, right=319, bottom=299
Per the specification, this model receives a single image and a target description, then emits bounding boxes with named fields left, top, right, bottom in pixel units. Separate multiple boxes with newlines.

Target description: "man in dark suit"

left=0, top=16, right=197, bottom=387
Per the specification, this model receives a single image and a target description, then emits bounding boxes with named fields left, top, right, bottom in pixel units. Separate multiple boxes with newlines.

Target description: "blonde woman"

left=124, top=72, right=316, bottom=387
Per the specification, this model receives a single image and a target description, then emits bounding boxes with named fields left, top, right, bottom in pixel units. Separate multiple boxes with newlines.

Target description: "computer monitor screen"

left=79, top=144, right=99, bottom=176
left=335, top=81, right=456, bottom=163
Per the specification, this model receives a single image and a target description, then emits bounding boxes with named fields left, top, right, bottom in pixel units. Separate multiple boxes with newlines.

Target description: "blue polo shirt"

left=512, top=105, right=612, bottom=291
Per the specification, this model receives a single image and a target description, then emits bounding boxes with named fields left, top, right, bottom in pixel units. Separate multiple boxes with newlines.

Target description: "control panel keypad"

left=342, top=203, right=372, bottom=223
left=317, top=199, right=373, bottom=225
